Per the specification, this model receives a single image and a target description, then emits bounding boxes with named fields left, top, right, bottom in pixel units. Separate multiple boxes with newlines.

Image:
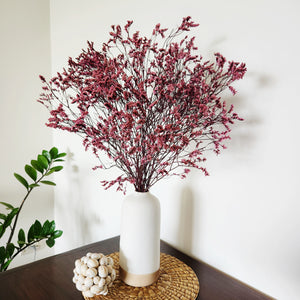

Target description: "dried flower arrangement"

left=38, top=17, right=246, bottom=193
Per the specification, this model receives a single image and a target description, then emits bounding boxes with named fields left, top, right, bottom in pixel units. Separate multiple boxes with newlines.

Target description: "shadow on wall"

left=206, top=35, right=275, bottom=155
left=177, top=185, right=195, bottom=255
left=55, top=148, right=101, bottom=248
left=221, top=69, right=276, bottom=157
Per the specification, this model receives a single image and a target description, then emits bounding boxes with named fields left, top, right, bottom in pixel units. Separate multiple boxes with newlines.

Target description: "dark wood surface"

left=0, top=236, right=274, bottom=300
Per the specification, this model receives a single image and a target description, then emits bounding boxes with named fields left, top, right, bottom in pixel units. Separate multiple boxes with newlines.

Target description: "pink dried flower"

left=38, top=17, right=246, bottom=193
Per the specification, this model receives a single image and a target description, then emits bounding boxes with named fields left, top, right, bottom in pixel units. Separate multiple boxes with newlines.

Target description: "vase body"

left=119, top=191, right=161, bottom=287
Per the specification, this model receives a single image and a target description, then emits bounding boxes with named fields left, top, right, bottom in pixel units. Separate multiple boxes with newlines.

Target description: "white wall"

left=49, top=1, right=300, bottom=299
left=0, top=0, right=53, bottom=267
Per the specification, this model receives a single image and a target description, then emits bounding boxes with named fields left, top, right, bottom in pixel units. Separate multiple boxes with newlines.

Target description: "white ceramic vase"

left=119, top=191, right=161, bottom=287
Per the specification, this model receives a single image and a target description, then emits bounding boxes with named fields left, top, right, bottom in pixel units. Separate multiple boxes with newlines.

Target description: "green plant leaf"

left=28, top=183, right=40, bottom=188
left=49, top=220, right=55, bottom=234
left=49, top=147, right=58, bottom=159
left=56, top=153, right=67, bottom=158
left=14, top=173, right=29, bottom=190
left=0, top=214, right=7, bottom=221
left=6, top=243, right=15, bottom=258
left=42, top=150, right=51, bottom=163
left=46, top=237, right=55, bottom=248
left=0, top=246, right=5, bottom=264
left=50, top=166, right=63, bottom=172
left=2, top=259, right=12, bottom=271
left=45, top=170, right=55, bottom=176
left=53, top=159, right=64, bottom=162
left=34, top=220, right=42, bottom=238
left=52, top=230, right=63, bottom=239
left=4, top=208, right=19, bottom=227
left=0, top=202, right=14, bottom=210
left=41, top=220, right=50, bottom=236
left=27, top=224, right=35, bottom=242
left=25, top=165, right=37, bottom=181
left=40, top=180, right=56, bottom=186
left=38, top=155, right=48, bottom=169
left=0, top=225, right=4, bottom=239
left=31, top=160, right=44, bottom=173
left=18, top=229, right=26, bottom=247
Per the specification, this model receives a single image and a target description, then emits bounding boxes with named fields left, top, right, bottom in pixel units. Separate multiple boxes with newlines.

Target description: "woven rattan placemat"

left=83, top=252, right=199, bottom=300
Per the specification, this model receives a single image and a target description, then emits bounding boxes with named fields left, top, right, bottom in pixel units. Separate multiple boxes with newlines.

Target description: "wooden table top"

left=0, top=236, right=274, bottom=300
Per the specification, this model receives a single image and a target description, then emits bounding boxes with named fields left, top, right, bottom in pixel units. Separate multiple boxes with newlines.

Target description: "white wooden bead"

left=75, top=265, right=81, bottom=274
left=86, top=267, right=97, bottom=278
left=111, top=268, right=116, bottom=281
left=100, top=285, right=108, bottom=295
left=76, top=282, right=83, bottom=291
left=83, top=256, right=89, bottom=264
left=84, top=277, right=94, bottom=288
left=107, top=257, right=114, bottom=266
left=98, top=278, right=106, bottom=288
left=83, top=290, right=94, bottom=298
left=100, top=256, right=108, bottom=266
left=77, top=275, right=85, bottom=284
left=90, top=284, right=102, bottom=295
left=93, top=276, right=101, bottom=285
left=80, top=264, right=88, bottom=276
left=81, top=285, right=89, bottom=292
left=87, top=258, right=99, bottom=268
left=107, top=265, right=113, bottom=274
left=75, top=259, right=81, bottom=267
left=91, top=253, right=101, bottom=260
left=98, top=265, right=108, bottom=277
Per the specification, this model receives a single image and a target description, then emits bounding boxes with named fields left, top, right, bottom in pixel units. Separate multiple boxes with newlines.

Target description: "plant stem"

left=6, top=163, right=52, bottom=247
left=6, top=190, right=32, bottom=246
left=10, top=239, right=43, bottom=261
left=2, top=238, right=44, bottom=272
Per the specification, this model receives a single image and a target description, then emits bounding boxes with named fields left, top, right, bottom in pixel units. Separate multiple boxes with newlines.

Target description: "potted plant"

left=38, top=17, right=246, bottom=286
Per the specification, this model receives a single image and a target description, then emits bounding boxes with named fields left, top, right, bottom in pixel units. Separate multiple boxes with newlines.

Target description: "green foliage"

left=56, top=153, right=67, bottom=158
left=52, top=230, right=63, bottom=239
left=17, top=229, right=25, bottom=247
left=0, top=207, right=19, bottom=239
left=6, top=243, right=15, bottom=257
left=28, top=183, right=40, bottom=188
left=48, top=220, right=56, bottom=234
left=40, top=180, right=56, bottom=186
left=0, top=247, right=5, bottom=264
left=49, top=147, right=58, bottom=159
left=25, top=165, right=37, bottom=181
left=37, top=154, right=48, bottom=169
left=14, top=173, right=29, bottom=190
left=31, top=160, right=44, bottom=174
left=5, top=208, right=19, bottom=228
left=0, top=202, right=14, bottom=210
left=42, top=150, right=51, bottom=163
left=0, top=147, right=66, bottom=272
left=27, top=223, right=35, bottom=242
left=46, top=237, right=55, bottom=248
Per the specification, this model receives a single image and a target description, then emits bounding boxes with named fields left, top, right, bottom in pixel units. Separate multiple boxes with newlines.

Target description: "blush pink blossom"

left=38, top=17, right=246, bottom=193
